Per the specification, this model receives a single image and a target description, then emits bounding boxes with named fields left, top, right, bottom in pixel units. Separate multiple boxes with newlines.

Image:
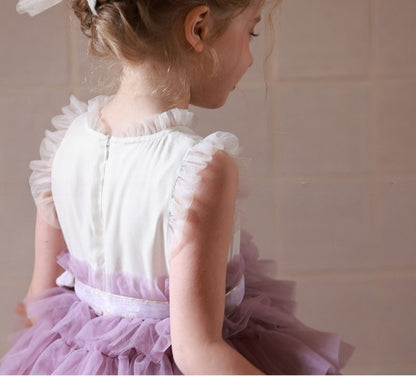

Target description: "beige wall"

left=1, top=0, right=415, bottom=373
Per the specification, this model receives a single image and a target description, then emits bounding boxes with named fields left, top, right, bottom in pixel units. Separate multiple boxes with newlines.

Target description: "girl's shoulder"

left=176, top=130, right=252, bottom=206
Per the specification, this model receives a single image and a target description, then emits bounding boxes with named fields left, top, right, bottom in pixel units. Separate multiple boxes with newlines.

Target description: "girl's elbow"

left=171, top=338, right=214, bottom=374
left=172, top=341, right=193, bottom=374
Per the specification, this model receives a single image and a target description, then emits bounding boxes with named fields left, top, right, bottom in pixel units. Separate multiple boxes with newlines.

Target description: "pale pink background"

left=1, top=0, right=416, bottom=373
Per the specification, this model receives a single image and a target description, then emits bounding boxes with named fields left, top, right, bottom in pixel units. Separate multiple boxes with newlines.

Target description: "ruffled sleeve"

left=167, top=131, right=252, bottom=256
left=29, top=96, right=87, bottom=229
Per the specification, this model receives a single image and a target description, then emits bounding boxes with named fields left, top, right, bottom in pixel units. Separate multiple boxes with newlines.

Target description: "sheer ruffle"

left=29, top=96, right=87, bottom=229
left=167, top=131, right=252, bottom=256
left=0, top=230, right=353, bottom=375
left=86, top=95, right=195, bottom=137
left=29, top=95, right=196, bottom=229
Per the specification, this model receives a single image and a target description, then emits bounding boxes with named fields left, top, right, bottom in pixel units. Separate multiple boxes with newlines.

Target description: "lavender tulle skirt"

left=0, top=231, right=353, bottom=375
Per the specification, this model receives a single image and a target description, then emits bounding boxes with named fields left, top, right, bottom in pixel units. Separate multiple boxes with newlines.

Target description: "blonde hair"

left=72, top=0, right=257, bottom=65
left=72, top=0, right=280, bottom=101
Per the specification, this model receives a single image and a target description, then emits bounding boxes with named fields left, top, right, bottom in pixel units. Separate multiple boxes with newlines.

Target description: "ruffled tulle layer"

left=0, top=231, right=353, bottom=375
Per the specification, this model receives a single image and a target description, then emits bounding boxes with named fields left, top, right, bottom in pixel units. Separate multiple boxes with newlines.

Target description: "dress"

left=0, top=95, right=353, bottom=375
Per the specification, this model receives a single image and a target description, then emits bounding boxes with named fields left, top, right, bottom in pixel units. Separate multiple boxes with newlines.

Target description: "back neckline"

left=85, top=95, right=195, bottom=138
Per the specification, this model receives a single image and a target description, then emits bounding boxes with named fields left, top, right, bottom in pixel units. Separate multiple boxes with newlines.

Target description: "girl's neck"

left=100, top=63, right=190, bottom=134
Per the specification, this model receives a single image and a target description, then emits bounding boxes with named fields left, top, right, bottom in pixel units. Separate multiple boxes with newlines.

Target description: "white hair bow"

left=16, top=0, right=98, bottom=16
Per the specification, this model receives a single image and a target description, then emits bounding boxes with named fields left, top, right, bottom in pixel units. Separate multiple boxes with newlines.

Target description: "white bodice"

left=29, top=96, right=248, bottom=288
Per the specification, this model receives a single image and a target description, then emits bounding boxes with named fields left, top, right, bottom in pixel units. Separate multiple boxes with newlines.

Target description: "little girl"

left=0, top=0, right=353, bottom=374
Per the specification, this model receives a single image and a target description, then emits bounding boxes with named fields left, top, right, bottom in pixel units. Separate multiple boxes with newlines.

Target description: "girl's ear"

left=184, top=6, right=211, bottom=53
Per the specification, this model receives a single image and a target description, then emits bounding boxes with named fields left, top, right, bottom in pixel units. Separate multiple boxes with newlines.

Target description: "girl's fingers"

left=14, top=301, right=35, bottom=328
left=14, top=301, right=26, bottom=317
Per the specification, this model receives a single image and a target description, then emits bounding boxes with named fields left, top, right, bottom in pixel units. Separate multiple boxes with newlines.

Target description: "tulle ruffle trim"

left=0, top=230, right=353, bottom=375
left=167, top=131, right=252, bottom=255
left=86, top=95, right=195, bottom=138
left=29, top=96, right=87, bottom=229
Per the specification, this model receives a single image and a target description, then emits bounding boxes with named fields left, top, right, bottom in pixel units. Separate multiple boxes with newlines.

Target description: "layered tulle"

left=224, top=234, right=354, bottom=374
left=0, top=230, right=353, bottom=375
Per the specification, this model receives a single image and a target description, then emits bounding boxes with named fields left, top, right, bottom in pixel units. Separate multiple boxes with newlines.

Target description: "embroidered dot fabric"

left=0, top=96, right=354, bottom=374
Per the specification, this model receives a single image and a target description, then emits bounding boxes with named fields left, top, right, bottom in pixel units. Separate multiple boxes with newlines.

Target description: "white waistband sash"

left=74, top=276, right=245, bottom=319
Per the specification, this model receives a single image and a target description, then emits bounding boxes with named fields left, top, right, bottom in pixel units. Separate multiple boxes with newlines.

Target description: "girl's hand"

left=14, top=301, right=35, bottom=328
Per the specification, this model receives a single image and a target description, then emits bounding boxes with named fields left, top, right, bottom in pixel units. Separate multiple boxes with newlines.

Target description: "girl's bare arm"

left=26, top=211, right=66, bottom=298
left=169, top=150, right=263, bottom=375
